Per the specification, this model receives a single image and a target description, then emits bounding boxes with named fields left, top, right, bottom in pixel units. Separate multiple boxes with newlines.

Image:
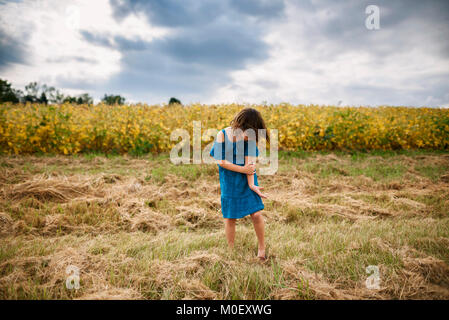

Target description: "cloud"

left=0, top=1, right=33, bottom=72
left=0, top=29, right=28, bottom=71
left=78, top=0, right=286, bottom=102
left=111, top=0, right=285, bottom=25
left=213, top=0, right=449, bottom=107
left=0, top=0, right=123, bottom=93
left=0, top=0, right=448, bottom=106
left=79, top=30, right=115, bottom=48
left=229, top=0, right=285, bottom=19
left=45, top=56, right=97, bottom=64
left=110, top=0, right=225, bottom=27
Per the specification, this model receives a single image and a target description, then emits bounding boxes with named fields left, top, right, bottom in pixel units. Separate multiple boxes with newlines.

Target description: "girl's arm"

left=218, top=159, right=255, bottom=175
left=246, top=155, right=267, bottom=198
left=215, top=131, right=255, bottom=175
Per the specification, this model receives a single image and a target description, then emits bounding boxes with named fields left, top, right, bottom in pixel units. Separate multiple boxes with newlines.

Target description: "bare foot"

left=257, top=248, right=266, bottom=260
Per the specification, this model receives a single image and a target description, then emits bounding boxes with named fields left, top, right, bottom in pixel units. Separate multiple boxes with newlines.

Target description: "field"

left=1, top=103, right=449, bottom=155
left=1, top=150, right=449, bottom=299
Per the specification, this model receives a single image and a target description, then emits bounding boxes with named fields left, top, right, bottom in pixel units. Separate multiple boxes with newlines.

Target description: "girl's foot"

left=257, top=248, right=266, bottom=261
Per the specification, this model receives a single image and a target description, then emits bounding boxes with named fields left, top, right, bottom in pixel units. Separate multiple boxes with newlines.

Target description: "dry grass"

left=0, top=150, right=448, bottom=299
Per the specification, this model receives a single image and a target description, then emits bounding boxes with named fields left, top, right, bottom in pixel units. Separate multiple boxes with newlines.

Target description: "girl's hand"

left=242, top=162, right=256, bottom=175
left=250, top=185, right=267, bottom=199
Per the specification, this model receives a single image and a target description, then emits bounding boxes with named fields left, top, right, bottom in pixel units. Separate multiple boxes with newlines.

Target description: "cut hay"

left=42, top=214, right=73, bottom=235
left=129, top=209, right=172, bottom=233
left=148, top=251, right=223, bottom=288
left=174, top=205, right=221, bottom=228
left=403, top=255, right=449, bottom=287
left=0, top=212, right=13, bottom=236
left=76, top=288, right=143, bottom=300
left=279, top=259, right=365, bottom=300
left=1, top=152, right=448, bottom=300
left=3, top=174, right=102, bottom=202
left=179, top=279, right=218, bottom=299
left=368, top=239, right=449, bottom=299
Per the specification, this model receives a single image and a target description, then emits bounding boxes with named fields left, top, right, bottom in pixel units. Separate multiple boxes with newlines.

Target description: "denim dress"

left=210, top=129, right=264, bottom=219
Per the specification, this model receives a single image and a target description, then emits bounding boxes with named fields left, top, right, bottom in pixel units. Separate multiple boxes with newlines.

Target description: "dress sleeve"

left=244, top=140, right=259, bottom=157
left=210, top=140, right=226, bottom=160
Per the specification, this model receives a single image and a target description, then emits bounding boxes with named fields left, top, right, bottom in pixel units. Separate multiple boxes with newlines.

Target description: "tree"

left=168, top=97, right=181, bottom=105
left=13, top=88, right=24, bottom=102
left=63, top=93, right=93, bottom=105
left=0, top=79, right=20, bottom=103
left=0, top=78, right=94, bottom=105
left=25, top=82, right=39, bottom=98
left=39, top=92, right=48, bottom=104
left=102, top=94, right=125, bottom=105
left=44, top=86, right=65, bottom=104
left=23, top=82, right=64, bottom=104
left=63, top=96, right=77, bottom=104
left=77, top=93, right=93, bottom=104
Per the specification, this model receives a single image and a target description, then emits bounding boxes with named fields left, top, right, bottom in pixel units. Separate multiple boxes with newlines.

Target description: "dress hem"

left=221, top=204, right=264, bottom=219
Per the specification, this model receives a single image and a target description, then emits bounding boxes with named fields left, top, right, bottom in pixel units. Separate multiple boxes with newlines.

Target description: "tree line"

left=0, top=78, right=182, bottom=106
left=0, top=78, right=129, bottom=105
left=0, top=78, right=127, bottom=105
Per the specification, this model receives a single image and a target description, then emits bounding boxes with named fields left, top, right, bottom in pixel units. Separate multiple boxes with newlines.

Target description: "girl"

left=210, top=108, right=269, bottom=261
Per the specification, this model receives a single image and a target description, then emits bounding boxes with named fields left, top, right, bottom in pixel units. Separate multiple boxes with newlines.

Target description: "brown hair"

left=230, top=108, right=269, bottom=142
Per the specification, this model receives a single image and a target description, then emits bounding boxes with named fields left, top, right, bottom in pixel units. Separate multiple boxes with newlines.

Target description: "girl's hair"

left=230, top=108, right=269, bottom=143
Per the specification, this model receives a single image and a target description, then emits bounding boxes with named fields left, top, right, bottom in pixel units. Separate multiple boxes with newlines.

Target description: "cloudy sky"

left=1, top=0, right=448, bottom=106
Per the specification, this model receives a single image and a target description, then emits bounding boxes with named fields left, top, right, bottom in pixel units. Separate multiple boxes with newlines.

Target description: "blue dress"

left=210, top=129, right=264, bottom=219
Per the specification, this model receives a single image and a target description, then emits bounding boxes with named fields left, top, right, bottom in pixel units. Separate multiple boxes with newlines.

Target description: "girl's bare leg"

left=224, top=218, right=236, bottom=248
left=250, top=211, right=265, bottom=258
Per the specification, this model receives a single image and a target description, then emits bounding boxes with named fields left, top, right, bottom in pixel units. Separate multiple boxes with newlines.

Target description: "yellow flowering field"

left=1, top=103, right=449, bottom=155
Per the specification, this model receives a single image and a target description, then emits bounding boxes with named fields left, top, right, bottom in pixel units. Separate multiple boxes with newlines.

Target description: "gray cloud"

left=1, top=0, right=448, bottom=106
left=291, top=0, right=449, bottom=59
left=80, top=30, right=115, bottom=48
left=229, top=0, right=285, bottom=19
left=0, top=29, right=28, bottom=71
left=111, top=0, right=285, bottom=25
left=110, top=0, right=225, bottom=27
left=46, top=56, right=97, bottom=64
left=75, top=0, right=285, bottom=102
left=280, top=0, right=449, bottom=106
left=100, top=0, right=449, bottom=105
left=80, top=31, right=149, bottom=51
